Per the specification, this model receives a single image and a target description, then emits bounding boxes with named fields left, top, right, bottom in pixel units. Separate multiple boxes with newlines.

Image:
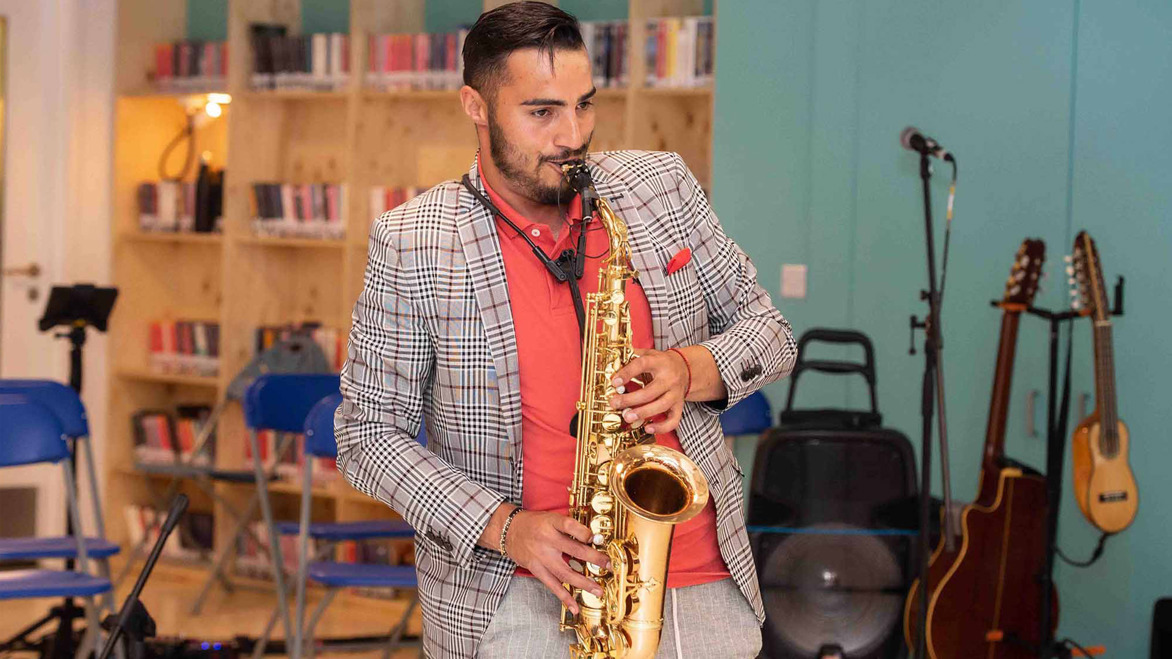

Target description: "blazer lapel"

left=455, top=162, right=523, bottom=466
left=592, top=171, right=684, bottom=351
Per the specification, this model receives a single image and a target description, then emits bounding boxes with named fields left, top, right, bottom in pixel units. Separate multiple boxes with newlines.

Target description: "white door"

left=0, top=0, right=73, bottom=537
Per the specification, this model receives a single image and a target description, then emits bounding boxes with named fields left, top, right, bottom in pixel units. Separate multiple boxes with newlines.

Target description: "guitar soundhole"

left=1099, top=491, right=1128, bottom=503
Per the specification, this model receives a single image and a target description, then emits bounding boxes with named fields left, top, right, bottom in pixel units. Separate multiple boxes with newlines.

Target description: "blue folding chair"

left=243, top=374, right=344, bottom=650
left=720, top=391, right=773, bottom=508
left=0, top=395, right=112, bottom=659
left=294, top=393, right=420, bottom=659
left=0, top=381, right=119, bottom=596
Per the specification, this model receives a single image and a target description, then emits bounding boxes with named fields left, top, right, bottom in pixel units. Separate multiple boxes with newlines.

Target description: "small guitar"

left=1069, top=231, right=1137, bottom=534
left=905, top=238, right=1053, bottom=658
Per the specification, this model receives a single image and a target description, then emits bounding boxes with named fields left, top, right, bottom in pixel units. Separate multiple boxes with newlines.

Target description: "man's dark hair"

left=462, top=2, right=585, bottom=99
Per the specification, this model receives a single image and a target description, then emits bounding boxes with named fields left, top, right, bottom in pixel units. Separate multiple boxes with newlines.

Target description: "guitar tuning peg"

left=1065, top=266, right=1075, bottom=276
left=1072, top=300, right=1082, bottom=310
left=1068, top=277, right=1077, bottom=285
left=1064, top=255, right=1073, bottom=263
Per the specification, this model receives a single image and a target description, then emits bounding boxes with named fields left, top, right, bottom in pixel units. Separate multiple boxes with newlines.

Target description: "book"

left=150, top=39, right=228, bottom=92
left=250, top=182, right=346, bottom=240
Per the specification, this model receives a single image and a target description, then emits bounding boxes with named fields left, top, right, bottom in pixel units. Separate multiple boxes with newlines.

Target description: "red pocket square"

left=665, top=248, right=692, bottom=275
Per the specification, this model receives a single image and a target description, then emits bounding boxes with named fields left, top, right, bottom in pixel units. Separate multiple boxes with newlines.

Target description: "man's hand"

left=505, top=511, right=609, bottom=615
left=608, top=348, right=690, bottom=435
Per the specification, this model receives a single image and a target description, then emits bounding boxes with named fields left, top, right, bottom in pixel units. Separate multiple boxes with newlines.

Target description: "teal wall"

left=301, top=0, right=350, bottom=33
left=713, top=1, right=1172, bottom=656
left=186, top=0, right=227, bottom=42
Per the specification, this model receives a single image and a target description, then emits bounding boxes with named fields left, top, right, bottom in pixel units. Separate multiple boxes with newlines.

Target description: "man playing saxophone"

left=335, top=3, right=795, bottom=657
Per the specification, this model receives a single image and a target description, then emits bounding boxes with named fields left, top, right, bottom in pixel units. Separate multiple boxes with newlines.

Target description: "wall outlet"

left=782, top=264, right=807, bottom=299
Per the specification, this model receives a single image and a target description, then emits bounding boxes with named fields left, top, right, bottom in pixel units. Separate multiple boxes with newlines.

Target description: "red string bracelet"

left=667, top=347, right=692, bottom=397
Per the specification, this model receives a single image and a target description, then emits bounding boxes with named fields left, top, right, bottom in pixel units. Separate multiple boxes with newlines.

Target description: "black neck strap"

left=461, top=174, right=590, bottom=338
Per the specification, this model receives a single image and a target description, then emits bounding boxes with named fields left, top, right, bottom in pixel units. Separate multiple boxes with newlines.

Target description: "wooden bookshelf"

left=107, top=0, right=716, bottom=577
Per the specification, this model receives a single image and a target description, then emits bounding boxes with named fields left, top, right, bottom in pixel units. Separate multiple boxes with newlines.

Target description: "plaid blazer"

left=336, top=150, right=796, bottom=658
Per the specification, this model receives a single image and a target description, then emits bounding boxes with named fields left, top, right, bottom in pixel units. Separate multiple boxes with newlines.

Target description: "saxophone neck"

left=560, top=161, right=632, bottom=272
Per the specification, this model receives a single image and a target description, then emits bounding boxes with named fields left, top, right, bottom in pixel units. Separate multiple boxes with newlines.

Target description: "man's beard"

left=488, top=113, right=592, bottom=206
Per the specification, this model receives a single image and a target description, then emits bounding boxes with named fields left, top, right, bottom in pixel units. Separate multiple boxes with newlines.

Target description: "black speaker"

left=1154, top=598, right=1172, bottom=658
left=750, top=429, right=917, bottom=659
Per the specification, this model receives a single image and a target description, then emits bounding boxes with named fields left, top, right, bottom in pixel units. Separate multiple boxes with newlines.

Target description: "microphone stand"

left=98, top=494, right=188, bottom=659
left=908, top=151, right=956, bottom=659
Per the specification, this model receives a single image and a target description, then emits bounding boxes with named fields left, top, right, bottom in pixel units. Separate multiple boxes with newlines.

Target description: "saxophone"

left=558, top=161, right=710, bottom=659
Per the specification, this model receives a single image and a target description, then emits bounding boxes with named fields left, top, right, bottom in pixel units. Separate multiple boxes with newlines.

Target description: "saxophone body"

left=558, top=162, right=710, bottom=659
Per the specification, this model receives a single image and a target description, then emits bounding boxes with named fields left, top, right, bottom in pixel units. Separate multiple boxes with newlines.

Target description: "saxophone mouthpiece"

left=561, top=160, right=598, bottom=215
left=561, top=160, right=594, bottom=193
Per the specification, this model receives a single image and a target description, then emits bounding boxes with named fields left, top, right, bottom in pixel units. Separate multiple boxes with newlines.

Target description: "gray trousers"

left=477, top=576, right=762, bottom=658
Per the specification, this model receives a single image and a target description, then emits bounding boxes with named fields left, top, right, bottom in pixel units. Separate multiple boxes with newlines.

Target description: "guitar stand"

left=1001, top=274, right=1124, bottom=659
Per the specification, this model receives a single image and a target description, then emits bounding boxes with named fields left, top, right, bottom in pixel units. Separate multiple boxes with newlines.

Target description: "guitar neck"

left=1092, top=320, right=1120, bottom=455
left=983, top=311, right=1022, bottom=469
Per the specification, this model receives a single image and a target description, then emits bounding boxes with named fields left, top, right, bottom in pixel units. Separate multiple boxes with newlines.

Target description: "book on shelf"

left=151, top=40, right=228, bottom=93
left=364, top=30, right=467, bottom=91
left=123, top=503, right=214, bottom=561
left=581, top=21, right=628, bottom=89
left=235, top=522, right=410, bottom=599
left=137, top=179, right=224, bottom=234
left=243, top=429, right=339, bottom=485
left=249, top=182, right=346, bottom=240
left=249, top=23, right=350, bottom=92
left=132, top=406, right=215, bottom=467
left=149, top=320, right=221, bottom=377
left=255, top=322, right=345, bottom=372
left=368, top=186, right=424, bottom=221
left=644, top=16, right=714, bottom=89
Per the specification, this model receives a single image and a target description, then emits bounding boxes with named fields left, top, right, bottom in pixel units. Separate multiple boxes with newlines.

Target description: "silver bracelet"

left=498, top=507, right=523, bottom=558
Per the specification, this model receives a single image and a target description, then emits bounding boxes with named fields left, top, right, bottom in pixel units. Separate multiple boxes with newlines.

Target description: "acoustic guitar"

left=1069, top=230, right=1138, bottom=534
left=905, top=238, right=1055, bottom=658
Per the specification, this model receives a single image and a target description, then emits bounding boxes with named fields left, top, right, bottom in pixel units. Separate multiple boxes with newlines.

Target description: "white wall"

left=0, top=0, right=115, bottom=535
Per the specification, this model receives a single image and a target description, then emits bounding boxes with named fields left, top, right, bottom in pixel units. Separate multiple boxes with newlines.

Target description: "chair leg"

left=303, top=588, right=338, bottom=659
left=189, top=489, right=265, bottom=614
left=250, top=603, right=283, bottom=659
left=75, top=595, right=102, bottom=659
left=382, top=592, right=419, bottom=659
left=249, top=429, right=293, bottom=643
left=291, top=461, right=314, bottom=659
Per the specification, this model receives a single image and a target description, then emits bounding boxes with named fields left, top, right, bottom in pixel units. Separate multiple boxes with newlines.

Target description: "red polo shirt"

left=479, top=163, right=729, bottom=588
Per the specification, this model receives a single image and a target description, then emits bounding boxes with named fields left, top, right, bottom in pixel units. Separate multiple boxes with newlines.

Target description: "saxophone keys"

left=601, top=412, right=623, bottom=432
left=590, top=491, right=615, bottom=514
left=581, top=587, right=605, bottom=609
left=594, top=461, right=611, bottom=486
left=589, top=515, right=613, bottom=540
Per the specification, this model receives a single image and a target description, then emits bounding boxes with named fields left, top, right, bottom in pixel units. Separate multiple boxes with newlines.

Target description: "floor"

left=0, top=557, right=423, bottom=658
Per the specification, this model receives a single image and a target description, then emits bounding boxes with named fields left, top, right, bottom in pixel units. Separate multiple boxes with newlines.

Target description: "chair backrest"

left=0, top=395, right=70, bottom=467
left=303, top=393, right=427, bottom=459
left=225, top=336, right=333, bottom=401
left=720, top=391, right=772, bottom=436
left=0, top=379, right=89, bottom=438
left=244, top=374, right=340, bottom=432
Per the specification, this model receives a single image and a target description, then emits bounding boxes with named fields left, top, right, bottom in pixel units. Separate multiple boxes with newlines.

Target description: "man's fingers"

left=558, top=536, right=611, bottom=569
left=630, top=395, right=676, bottom=428
left=610, top=377, right=668, bottom=412
left=532, top=565, right=580, bottom=615
left=611, top=351, right=660, bottom=389
left=559, top=516, right=593, bottom=544
left=553, top=562, right=604, bottom=599
left=646, top=403, right=683, bottom=435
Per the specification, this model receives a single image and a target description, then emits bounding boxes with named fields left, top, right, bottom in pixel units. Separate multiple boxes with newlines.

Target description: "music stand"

left=33, top=284, right=118, bottom=658
left=38, top=284, right=118, bottom=394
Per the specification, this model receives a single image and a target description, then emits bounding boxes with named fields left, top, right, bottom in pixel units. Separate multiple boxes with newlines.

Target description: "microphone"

left=900, top=126, right=953, bottom=161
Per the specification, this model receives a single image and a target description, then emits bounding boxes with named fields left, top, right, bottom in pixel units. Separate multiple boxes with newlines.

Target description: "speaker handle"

left=784, top=328, right=879, bottom=417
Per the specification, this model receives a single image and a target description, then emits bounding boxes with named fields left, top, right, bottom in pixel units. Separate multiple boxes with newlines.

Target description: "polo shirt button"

left=531, top=228, right=541, bottom=237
